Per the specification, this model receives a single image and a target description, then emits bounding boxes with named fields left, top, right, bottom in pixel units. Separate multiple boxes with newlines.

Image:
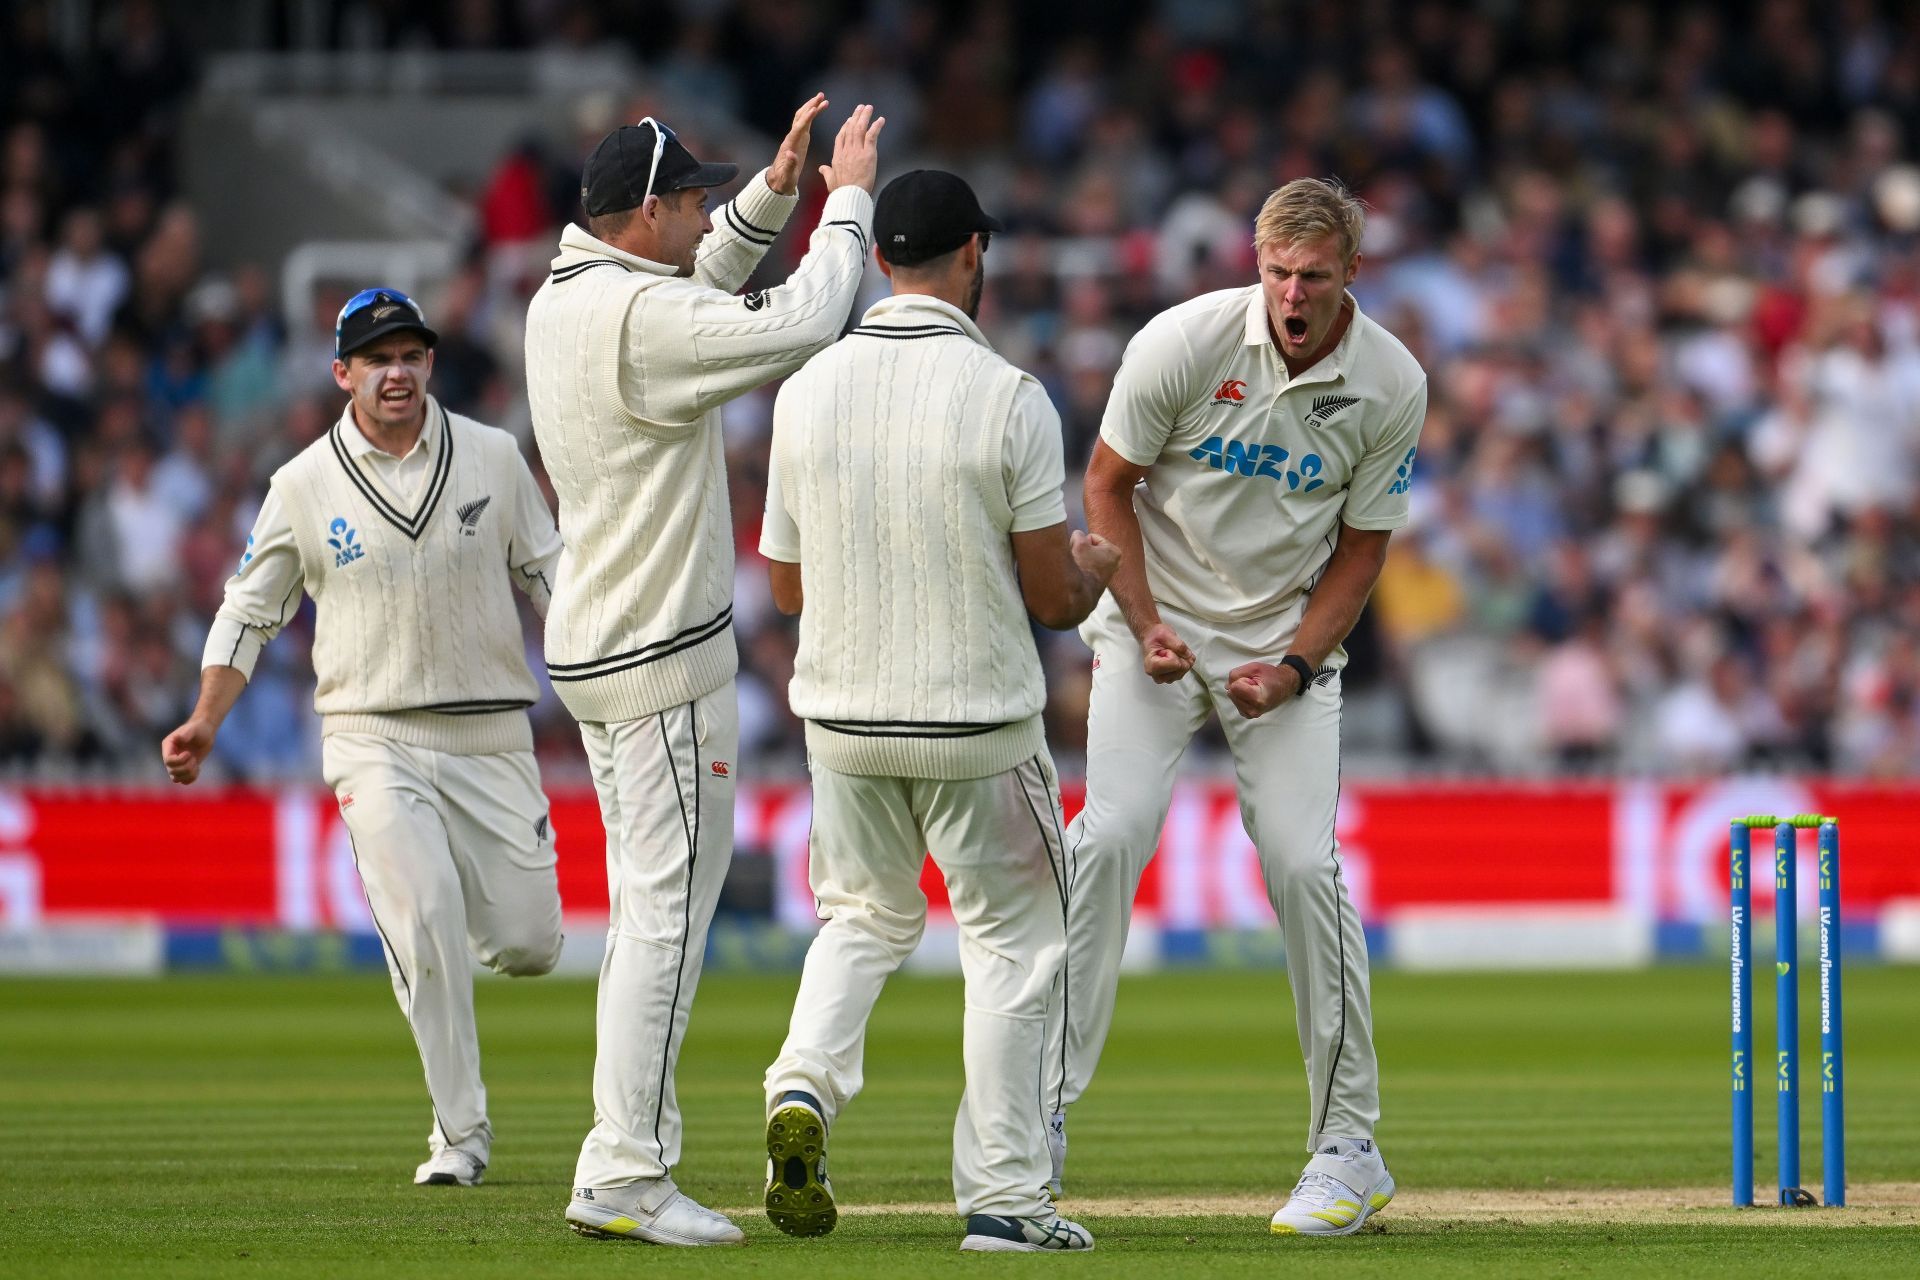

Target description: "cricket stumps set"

left=1729, top=814, right=1844, bottom=1208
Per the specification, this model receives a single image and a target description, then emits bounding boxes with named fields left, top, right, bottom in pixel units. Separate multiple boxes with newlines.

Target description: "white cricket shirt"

left=204, top=397, right=561, bottom=754
left=525, top=173, right=873, bottom=724
left=761, top=293, right=1068, bottom=779
left=1100, top=286, right=1427, bottom=628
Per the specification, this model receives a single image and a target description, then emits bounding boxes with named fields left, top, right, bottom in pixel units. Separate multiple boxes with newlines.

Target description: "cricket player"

left=161, top=288, right=565, bottom=1189
left=757, top=169, right=1116, bottom=1254
left=1042, top=178, right=1426, bottom=1235
left=524, top=98, right=883, bottom=1247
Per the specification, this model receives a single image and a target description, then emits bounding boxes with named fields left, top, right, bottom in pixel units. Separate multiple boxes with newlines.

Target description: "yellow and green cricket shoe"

left=764, top=1091, right=836, bottom=1237
left=1269, top=1140, right=1395, bottom=1236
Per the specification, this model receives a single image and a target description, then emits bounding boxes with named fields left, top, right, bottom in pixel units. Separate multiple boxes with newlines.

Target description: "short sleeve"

left=1002, top=378, right=1068, bottom=532
left=1097, top=318, right=1195, bottom=467
left=1341, top=378, right=1428, bottom=531
left=759, top=381, right=802, bottom=563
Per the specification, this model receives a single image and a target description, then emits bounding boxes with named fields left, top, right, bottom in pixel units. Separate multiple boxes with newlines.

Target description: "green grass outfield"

left=2, top=967, right=1915, bottom=1277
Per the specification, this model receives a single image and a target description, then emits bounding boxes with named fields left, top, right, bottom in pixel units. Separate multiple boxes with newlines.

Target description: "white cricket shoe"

left=1045, top=1111, right=1067, bottom=1199
left=413, top=1149, right=485, bottom=1187
left=960, top=1212, right=1094, bottom=1252
left=566, top=1180, right=746, bottom=1246
left=1269, top=1137, right=1395, bottom=1236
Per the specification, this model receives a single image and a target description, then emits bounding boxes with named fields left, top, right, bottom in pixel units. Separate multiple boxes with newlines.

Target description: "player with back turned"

left=1041, top=178, right=1427, bottom=1236
left=757, top=170, right=1116, bottom=1254
left=162, top=289, right=566, bottom=1191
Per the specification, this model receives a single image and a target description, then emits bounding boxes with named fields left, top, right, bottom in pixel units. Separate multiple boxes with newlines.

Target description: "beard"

left=963, top=260, right=985, bottom=320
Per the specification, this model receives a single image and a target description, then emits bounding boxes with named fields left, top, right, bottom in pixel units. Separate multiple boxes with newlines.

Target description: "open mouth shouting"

left=1282, top=314, right=1311, bottom=348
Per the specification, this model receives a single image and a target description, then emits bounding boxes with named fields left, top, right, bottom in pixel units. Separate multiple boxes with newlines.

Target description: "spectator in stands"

left=5, top=0, right=1920, bottom=784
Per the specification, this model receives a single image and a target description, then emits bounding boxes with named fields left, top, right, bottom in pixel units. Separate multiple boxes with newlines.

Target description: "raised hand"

left=1138, top=621, right=1196, bottom=684
left=1071, top=529, right=1121, bottom=589
left=768, top=92, right=830, bottom=195
left=819, top=103, right=886, bottom=195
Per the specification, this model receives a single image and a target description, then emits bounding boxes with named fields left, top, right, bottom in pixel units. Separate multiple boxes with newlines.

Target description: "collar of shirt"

left=1243, top=287, right=1363, bottom=388
left=555, top=221, right=680, bottom=277
left=336, top=397, right=440, bottom=463
left=856, top=293, right=993, bottom=348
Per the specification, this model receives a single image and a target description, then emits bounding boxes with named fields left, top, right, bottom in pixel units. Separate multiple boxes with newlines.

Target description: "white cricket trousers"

left=574, top=687, right=738, bottom=1189
left=766, top=754, right=1070, bottom=1219
left=1043, top=599, right=1381, bottom=1150
left=321, top=732, right=563, bottom=1163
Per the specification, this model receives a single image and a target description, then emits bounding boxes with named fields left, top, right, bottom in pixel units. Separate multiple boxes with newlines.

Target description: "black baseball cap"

left=334, top=287, right=438, bottom=360
left=874, top=170, right=1005, bottom=266
left=581, top=120, right=739, bottom=216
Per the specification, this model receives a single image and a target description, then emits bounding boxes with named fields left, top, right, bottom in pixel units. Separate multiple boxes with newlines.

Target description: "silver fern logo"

left=456, top=496, right=491, bottom=536
left=1305, top=394, right=1360, bottom=427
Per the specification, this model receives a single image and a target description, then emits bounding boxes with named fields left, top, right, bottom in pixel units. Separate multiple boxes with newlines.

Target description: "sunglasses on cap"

left=637, top=116, right=675, bottom=202
left=335, top=287, right=427, bottom=349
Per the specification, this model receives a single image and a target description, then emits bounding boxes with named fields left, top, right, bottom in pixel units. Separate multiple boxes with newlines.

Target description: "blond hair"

left=1253, top=178, right=1366, bottom=263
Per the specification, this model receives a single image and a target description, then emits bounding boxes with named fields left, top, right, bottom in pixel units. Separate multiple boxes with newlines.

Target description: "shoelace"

left=1287, top=1169, right=1359, bottom=1209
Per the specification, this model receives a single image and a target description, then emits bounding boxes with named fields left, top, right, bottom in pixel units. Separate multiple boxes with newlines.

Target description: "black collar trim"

left=552, top=259, right=633, bottom=283
left=328, top=404, right=453, bottom=542
left=849, top=324, right=966, bottom=340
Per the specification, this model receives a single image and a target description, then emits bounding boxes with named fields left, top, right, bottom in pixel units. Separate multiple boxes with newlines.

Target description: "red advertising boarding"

left=3, top=781, right=1916, bottom=930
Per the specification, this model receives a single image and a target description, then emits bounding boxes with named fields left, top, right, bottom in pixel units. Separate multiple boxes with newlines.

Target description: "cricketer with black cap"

left=164, top=286, right=567, bottom=1190
left=525, top=97, right=885, bottom=1247
left=756, top=170, right=1116, bottom=1253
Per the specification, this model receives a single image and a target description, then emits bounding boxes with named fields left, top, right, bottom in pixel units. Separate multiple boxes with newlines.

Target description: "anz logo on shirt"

left=1387, top=446, right=1419, bottom=496
left=327, top=517, right=365, bottom=568
left=1189, top=438, right=1326, bottom=493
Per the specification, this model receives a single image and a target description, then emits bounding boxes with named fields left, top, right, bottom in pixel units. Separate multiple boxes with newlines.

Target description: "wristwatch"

left=1279, top=654, right=1317, bottom=690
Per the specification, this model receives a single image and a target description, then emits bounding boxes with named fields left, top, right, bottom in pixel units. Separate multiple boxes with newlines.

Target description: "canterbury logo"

left=1212, top=379, right=1247, bottom=403
left=456, top=496, right=491, bottom=532
left=711, top=761, right=730, bottom=777
left=1305, top=394, right=1360, bottom=425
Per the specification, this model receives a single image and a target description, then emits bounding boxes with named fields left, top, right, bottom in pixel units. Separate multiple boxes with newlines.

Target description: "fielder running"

left=524, top=98, right=883, bottom=1246
left=758, top=169, right=1116, bottom=1254
left=1041, top=178, right=1426, bottom=1235
left=162, top=288, right=565, bottom=1189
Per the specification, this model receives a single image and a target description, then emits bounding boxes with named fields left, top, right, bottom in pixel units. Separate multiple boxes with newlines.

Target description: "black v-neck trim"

left=329, top=405, right=453, bottom=541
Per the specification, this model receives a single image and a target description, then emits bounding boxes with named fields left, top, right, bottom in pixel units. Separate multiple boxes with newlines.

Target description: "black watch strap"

left=1280, top=654, right=1317, bottom=689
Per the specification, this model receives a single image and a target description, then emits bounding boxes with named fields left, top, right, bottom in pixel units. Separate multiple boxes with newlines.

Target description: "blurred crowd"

left=7, top=0, right=1920, bottom=780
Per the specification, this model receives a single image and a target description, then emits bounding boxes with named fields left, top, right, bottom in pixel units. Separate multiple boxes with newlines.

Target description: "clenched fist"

left=1224, top=661, right=1299, bottom=719
left=1070, top=529, right=1120, bottom=589
left=1137, top=621, right=1195, bottom=684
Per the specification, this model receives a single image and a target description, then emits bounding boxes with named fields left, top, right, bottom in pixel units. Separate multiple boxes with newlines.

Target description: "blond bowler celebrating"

left=1041, top=179, right=1426, bottom=1235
